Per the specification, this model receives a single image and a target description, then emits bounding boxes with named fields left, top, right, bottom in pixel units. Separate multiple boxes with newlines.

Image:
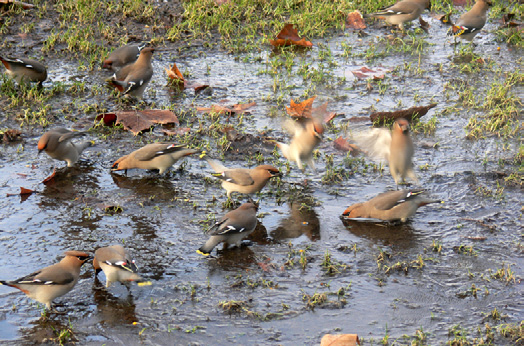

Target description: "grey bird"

left=0, top=56, right=47, bottom=84
left=354, top=118, right=418, bottom=185
left=448, top=0, right=492, bottom=42
left=111, top=143, right=197, bottom=175
left=38, top=128, right=92, bottom=167
left=342, top=189, right=442, bottom=222
left=206, top=158, right=281, bottom=198
left=363, top=0, right=431, bottom=31
left=197, top=202, right=258, bottom=256
left=0, top=251, right=91, bottom=309
left=102, top=42, right=149, bottom=71
left=93, top=245, right=143, bottom=288
left=110, top=47, right=154, bottom=98
left=277, top=117, right=324, bottom=172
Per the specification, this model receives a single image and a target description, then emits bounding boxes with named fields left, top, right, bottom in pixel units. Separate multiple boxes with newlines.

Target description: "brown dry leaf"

left=286, top=96, right=316, bottom=118
left=501, top=13, right=523, bottom=27
left=352, top=66, right=388, bottom=80
left=7, top=187, right=34, bottom=197
left=370, top=103, right=437, bottom=124
left=1, top=129, right=21, bottom=142
left=432, top=12, right=453, bottom=25
left=347, top=10, right=366, bottom=30
left=42, top=169, right=56, bottom=185
left=320, top=334, right=359, bottom=346
left=269, top=24, right=313, bottom=48
left=453, top=0, right=471, bottom=5
left=419, top=16, right=430, bottom=33
left=333, top=137, right=361, bottom=156
left=196, top=102, right=256, bottom=116
left=324, top=112, right=341, bottom=124
left=96, top=110, right=180, bottom=135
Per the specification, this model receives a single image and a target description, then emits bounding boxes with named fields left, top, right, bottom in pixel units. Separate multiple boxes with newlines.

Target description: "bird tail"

left=205, top=158, right=228, bottom=173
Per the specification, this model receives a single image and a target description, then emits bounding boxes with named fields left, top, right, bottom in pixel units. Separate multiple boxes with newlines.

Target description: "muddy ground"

left=0, top=1, right=523, bottom=345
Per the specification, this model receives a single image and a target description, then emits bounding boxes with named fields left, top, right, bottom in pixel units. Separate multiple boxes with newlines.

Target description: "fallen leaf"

left=501, top=13, right=523, bottom=28
left=42, top=169, right=56, bottom=185
left=419, top=16, right=430, bottom=33
left=1, top=129, right=21, bottom=142
left=165, top=63, right=185, bottom=90
left=333, top=137, right=361, bottom=156
left=196, top=102, right=256, bottom=116
left=324, top=112, right=342, bottom=123
left=270, top=24, right=313, bottom=48
left=432, top=12, right=453, bottom=25
left=370, top=103, right=437, bottom=124
left=321, top=334, right=360, bottom=346
left=191, top=83, right=210, bottom=93
left=96, top=109, right=180, bottom=135
left=7, top=187, right=34, bottom=197
left=346, top=10, right=366, bottom=30
left=351, top=66, right=389, bottom=80
left=286, top=96, right=316, bottom=118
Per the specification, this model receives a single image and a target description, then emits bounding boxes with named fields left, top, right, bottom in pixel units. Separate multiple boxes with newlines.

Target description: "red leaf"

left=347, top=10, right=366, bottom=30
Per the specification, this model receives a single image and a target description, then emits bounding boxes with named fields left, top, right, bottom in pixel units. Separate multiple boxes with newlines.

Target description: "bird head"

left=393, top=118, right=410, bottom=134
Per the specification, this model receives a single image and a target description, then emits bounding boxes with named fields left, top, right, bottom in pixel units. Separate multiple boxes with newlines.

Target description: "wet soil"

left=0, top=2, right=523, bottom=345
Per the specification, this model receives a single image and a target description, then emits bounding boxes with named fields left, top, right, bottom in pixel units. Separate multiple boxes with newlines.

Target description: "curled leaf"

left=370, top=103, right=437, bottom=124
left=347, top=10, right=366, bottom=30
left=270, top=24, right=313, bottom=48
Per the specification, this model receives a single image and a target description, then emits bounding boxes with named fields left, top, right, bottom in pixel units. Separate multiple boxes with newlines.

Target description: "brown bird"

left=354, top=118, right=417, bottom=185
left=93, top=245, right=143, bottom=288
left=277, top=117, right=324, bottom=172
left=448, top=0, right=492, bottom=42
left=342, top=189, right=441, bottom=222
left=0, top=251, right=91, bottom=309
left=364, top=0, right=431, bottom=31
left=0, top=56, right=47, bottom=84
left=206, top=158, right=281, bottom=198
left=197, top=202, right=258, bottom=256
left=38, top=128, right=92, bottom=167
left=110, top=47, right=154, bottom=98
left=111, top=143, right=197, bottom=175
left=102, top=42, right=149, bottom=71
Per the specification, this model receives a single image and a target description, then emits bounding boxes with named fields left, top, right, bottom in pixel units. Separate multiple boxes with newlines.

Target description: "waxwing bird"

left=197, top=202, right=258, bottom=256
left=109, top=47, right=154, bottom=98
left=353, top=118, right=418, bottom=185
left=102, top=42, right=149, bottom=71
left=363, top=0, right=431, bottom=31
left=0, top=251, right=91, bottom=309
left=93, top=245, right=143, bottom=288
left=206, top=158, right=281, bottom=198
left=342, top=189, right=442, bottom=222
left=277, top=117, right=324, bottom=172
left=0, top=56, right=47, bottom=84
left=448, top=0, right=492, bottom=42
left=111, top=143, right=198, bottom=175
left=38, top=128, right=92, bottom=167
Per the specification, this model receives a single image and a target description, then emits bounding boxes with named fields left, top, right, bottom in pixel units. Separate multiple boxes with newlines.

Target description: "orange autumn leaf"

left=42, top=169, right=56, bottom=185
left=270, top=24, right=313, bottom=48
left=347, top=10, right=366, bottom=30
left=196, top=102, right=256, bottom=116
left=165, top=63, right=185, bottom=90
left=20, top=187, right=33, bottom=195
left=286, top=96, right=316, bottom=118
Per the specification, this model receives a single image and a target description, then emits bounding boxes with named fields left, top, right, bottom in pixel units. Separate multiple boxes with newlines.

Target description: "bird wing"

left=14, top=264, right=74, bottom=285
left=214, top=169, right=254, bottom=186
left=353, top=127, right=391, bottom=161
left=58, top=131, right=85, bottom=143
left=373, top=1, right=419, bottom=16
left=134, top=144, right=184, bottom=161
left=370, top=190, right=409, bottom=210
left=207, top=217, right=251, bottom=235
left=103, top=259, right=138, bottom=273
left=96, top=246, right=138, bottom=273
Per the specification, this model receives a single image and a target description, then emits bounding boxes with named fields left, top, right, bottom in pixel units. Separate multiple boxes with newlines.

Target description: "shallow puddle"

left=0, top=10, right=523, bottom=346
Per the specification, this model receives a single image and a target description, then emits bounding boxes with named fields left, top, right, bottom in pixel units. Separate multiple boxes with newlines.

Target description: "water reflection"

left=92, top=277, right=138, bottom=326
left=341, top=218, right=419, bottom=249
left=270, top=201, right=320, bottom=241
